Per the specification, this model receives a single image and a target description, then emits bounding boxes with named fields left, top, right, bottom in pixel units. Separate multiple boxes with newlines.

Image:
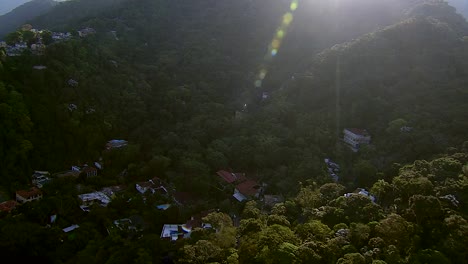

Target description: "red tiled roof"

left=217, top=170, right=247, bottom=183
left=234, top=173, right=247, bottom=182
left=217, top=170, right=237, bottom=183
left=236, top=180, right=260, bottom=196
left=16, top=187, right=42, bottom=199
left=345, top=128, right=369, bottom=137
left=0, top=200, right=18, bottom=212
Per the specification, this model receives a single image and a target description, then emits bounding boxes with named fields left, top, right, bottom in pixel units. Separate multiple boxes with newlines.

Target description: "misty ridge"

left=0, top=0, right=467, bottom=263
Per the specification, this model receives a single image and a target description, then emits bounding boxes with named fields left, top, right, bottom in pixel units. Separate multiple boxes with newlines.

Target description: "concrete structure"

left=343, top=128, right=371, bottom=152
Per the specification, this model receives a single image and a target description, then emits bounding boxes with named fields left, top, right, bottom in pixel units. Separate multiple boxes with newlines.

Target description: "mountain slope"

left=0, top=0, right=55, bottom=38
left=30, top=0, right=127, bottom=31
left=269, top=2, right=468, bottom=166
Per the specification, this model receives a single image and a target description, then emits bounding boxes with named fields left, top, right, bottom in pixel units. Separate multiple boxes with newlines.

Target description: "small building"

left=136, top=181, right=154, bottom=194
left=136, top=177, right=168, bottom=195
left=94, top=161, right=103, bottom=170
left=0, top=200, right=18, bottom=213
left=32, top=65, right=47, bottom=70
left=324, top=158, right=340, bottom=182
left=67, top=79, right=79, bottom=87
left=101, top=185, right=126, bottom=198
left=16, top=187, right=43, bottom=204
left=82, top=166, right=98, bottom=178
left=263, top=195, right=284, bottom=208
left=400, top=126, right=413, bottom=133
left=233, top=180, right=262, bottom=202
left=78, top=27, right=96, bottom=37
left=156, top=204, right=171, bottom=210
left=54, top=170, right=80, bottom=178
left=160, top=224, right=190, bottom=241
left=216, top=170, right=246, bottom=189
left=63, top=224, right=80, bottom=233
left=343, top=128, right=371, bottom=152
left=344, top=188, right=376, bottom=203
left=182, top=209, right=216, bottom=232
left=68, top=103, right=78, bottom=111
left=78, top=192, right=111, bottom=211
left=106, top=139, right=128, bottom=150
left=32, top=171, right=52, bottom=188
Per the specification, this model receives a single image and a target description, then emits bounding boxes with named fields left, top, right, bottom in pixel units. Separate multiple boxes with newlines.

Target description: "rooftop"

left=78, top=192, right=111, bottom=205
left=216, top=170, right=246, bottom=183
left=0, top=200, right=18, bottom=212
left=160, top=224, right=188, bottom=241
left=217, top=170, right=237, bottom=183
left=344, top=128, right=370, bottom=137
left=16, top=187, right=42, bottom=199
left=106, top=139, right=128, bottom=149
left=63, top=224, right=80, bottom=233
left=236, top=180, right=260, bottom=197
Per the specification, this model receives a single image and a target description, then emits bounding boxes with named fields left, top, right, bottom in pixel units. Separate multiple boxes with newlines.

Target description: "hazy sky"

left=0, top=0, right=31, bottom=15
left=0, top=0, right=466, bottom=18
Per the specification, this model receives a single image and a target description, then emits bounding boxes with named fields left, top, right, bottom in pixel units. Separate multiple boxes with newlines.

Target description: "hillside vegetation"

left=0, top=0, right=467, bottom=262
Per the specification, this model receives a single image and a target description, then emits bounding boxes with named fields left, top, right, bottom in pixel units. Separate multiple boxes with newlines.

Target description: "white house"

left=78, top=192, right=111, bottom=211
left=343, top=128, right=371, bottom=152
left=160, top=224, right=190, bottom=241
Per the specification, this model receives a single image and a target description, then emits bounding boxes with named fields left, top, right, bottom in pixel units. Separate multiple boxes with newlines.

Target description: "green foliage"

left=0, top=0, right=467, bottom=263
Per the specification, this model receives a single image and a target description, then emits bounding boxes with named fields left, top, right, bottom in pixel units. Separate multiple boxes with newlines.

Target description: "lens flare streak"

left=255, top=0, right=299, bottom=88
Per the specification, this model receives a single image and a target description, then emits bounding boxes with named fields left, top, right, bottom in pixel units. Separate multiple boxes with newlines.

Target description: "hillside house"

left=263, top=195, right=284, bottom=208
left=0, top=200, right=18, bottom=213
left=63, top=225, right=80, bottom=233
left=16, top=187, right=43, bottom=204
left=78, top=192, right=111, bottom=211
left=344, top=188, right=376, bottom=203
left=82, top=166, right=98, bottom=178
left=67, top=79, right=78, bottom=87
left=33, top=65, right=47, bottom=70
left=101, top=185, right=126, bottom=198
left=106, top=139, right=128, bottom=150
left=343, top=128, right=371, bottom=152
left=216, top=170, right=246, bottom=188
left=135, top=177, right=168, bottom=195
left=233, top=180, right=262, bottom=202
left=78, top=27, right=96, bottom=37
left=160, top=224, right=190, bottom=241
left=32, top=171, right=51, bottom=188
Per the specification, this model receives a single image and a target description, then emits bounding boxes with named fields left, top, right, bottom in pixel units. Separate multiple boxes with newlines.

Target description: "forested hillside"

left=0, top=0, right=467, bottom=262
left=0, top=0, right=56, bottom=38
